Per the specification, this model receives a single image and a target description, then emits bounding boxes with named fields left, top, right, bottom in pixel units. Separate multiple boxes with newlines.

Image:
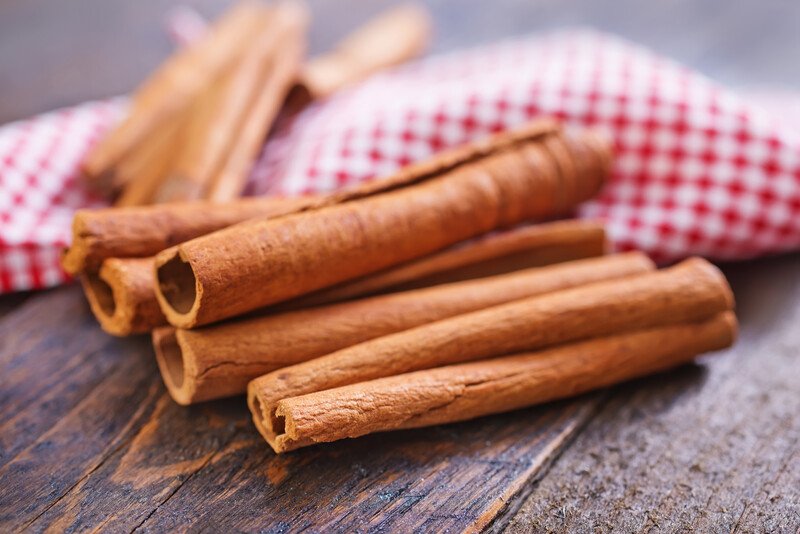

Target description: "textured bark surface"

left=153, top=124, right=607, bottom=328
left=249, top=257, right=733, bottom=443
left=272, top=314, right=734, bottom=452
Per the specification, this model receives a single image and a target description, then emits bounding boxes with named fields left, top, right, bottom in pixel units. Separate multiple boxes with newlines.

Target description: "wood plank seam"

left=0, top=343, right=116, bottom=469
left=129, top=427, right=245, bottom=533
left=6, top=379, right=163, bottom=531
left=18, top=427, right=135, bottom=532
left=483, top=394, right=610, bottom=532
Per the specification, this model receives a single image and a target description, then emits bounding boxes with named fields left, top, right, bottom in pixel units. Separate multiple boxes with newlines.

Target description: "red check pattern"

left=1, top=29, right=799, bottom=293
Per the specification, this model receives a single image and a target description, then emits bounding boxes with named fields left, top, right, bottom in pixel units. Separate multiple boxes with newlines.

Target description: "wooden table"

left=1, top=1, right=798, bottom=531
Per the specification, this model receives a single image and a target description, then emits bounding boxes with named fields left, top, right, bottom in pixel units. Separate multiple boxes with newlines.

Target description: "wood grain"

left=504, top=254, right=800, bottom=533
left=134, top=401, right=601, bottom=532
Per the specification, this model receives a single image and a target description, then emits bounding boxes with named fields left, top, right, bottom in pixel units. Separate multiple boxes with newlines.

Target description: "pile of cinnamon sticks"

left=65, top=0, right=736, bottom=456
left=81, top=1, right=432, bottom=204
left=64, top=116, right=737, bottom=453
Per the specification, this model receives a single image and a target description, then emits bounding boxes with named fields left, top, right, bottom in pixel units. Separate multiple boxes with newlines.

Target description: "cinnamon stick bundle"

left=117, top=3, right=308, bottom=205
left=154, top=252, right=652, bottom=404
left=82, top=1, right=270, bottom=191
left=62, top=195, right=317, bottom=275
left=265, top=312, right=737, bottom=452
left=248, top=257, right=734, bottom=439
left=154, top=122, right=611, bottom=328
left=86, top=2, right=432, bottom=202
left=77, top=218, right=604, bottom=336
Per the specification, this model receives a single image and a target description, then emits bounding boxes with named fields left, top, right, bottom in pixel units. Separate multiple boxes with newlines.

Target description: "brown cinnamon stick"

left=81, top=258, right=162, bottom=336
left=62, top=195, right=316, bottom=275
left=264, top=312, right=737, bottom=452
left=82, top=1, right=269, bottom=191
left=154, top=123, right=611, bottom=328
left=248, top=257, right=734, bottom=438
left=293, top=219, right=606, bottom=306
left=297, top=4, right=432, bottom=101
left=154, top=252, right=653, bottom=404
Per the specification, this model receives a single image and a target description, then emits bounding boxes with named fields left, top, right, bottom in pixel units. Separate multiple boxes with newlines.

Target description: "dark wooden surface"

left=504, top=255, right=800, bottom=533
left=1, top=1, right=799, bottom=532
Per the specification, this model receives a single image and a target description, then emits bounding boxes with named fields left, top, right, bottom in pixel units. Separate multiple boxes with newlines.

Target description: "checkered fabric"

left=1, top=29, right=799, bottom=293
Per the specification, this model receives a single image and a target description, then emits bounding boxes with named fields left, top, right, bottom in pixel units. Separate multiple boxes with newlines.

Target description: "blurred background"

left=1, top=0, right=799, bottom=124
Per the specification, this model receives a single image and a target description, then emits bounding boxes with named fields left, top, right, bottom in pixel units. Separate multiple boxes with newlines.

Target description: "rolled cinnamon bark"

left=155, top=252, right=653, bottom=404
left=264, top=312, right=737, bottom=452
left=294, top=219, right=606, bottom=306
left=62, top=195, right=316, bottom=275
left=248, top=257, right=734, bottom=437
left=154, top=123, right=611, bottom=328
left=81, top=258, right=161, bottom=336
left=297, top=4, right=432, bottom=101
left=82, top=1, right=269, bottom=190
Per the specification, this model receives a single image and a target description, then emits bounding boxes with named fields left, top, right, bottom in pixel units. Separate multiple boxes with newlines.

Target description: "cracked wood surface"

left=2, top=0, right=800, bottom=531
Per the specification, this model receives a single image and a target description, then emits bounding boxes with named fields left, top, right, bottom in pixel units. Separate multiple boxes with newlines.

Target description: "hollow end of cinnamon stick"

left=81, top=258, right=164, bottom=336
left=154, top=249, right=200, bottom=328
left=247, top=382, right=280, bottom=446
left=82, top=272, right=117, bottom=321
left=152, top=327, right=196, bottom=405
left=249, top=376, right=314, bottom=441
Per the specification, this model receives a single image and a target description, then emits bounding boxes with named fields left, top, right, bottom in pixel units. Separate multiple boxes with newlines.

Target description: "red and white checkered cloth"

left=1, top=28, right=800, bottom=294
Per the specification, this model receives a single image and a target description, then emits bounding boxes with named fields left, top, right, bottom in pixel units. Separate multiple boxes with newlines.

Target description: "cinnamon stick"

left=297, top=4, right=432, bottom=101
left=264, top=312, right=737, bottom=452
left=62, top=195, right=316, bottom=275
left=248, top=257, right=734, bottom=438
left=154, top=252, right=653, bottom=404
left=154, top=123, right=611, bottom=328
left=82, top=1, right=269, bottom=190
left=293, top=219, right=606, bottom=306
left=81, top=258, right=161, bottom=336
